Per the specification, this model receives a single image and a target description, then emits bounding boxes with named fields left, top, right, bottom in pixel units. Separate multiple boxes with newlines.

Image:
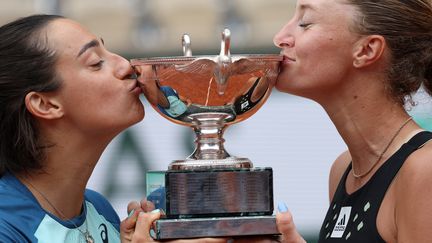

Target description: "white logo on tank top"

left=331, top=206, right=352, bottom=238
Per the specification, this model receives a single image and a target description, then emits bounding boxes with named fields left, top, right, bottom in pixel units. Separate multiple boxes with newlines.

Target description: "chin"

left=275, top=82, right=312, bottom=100
left=117, top=107, right=145, bottom=131
left=274, top=79, right=291, bottom=93
left=131, top=107, right=145, bottom=124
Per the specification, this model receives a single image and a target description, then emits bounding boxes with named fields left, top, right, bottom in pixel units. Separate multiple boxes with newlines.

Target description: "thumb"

left=276, top=202, right=306, bottom=243
left=131, top=209, right=162, bottom=242
left=137, top=209, right=161, bottom=232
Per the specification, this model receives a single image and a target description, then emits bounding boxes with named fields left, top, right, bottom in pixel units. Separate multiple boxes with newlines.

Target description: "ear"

left=24, top=91, right=64, bottom=120
left=352, top=35, right=386, bottom=68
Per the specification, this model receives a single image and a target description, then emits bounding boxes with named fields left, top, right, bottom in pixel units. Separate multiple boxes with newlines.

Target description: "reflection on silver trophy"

left=131, top=28, right=282, bottom=240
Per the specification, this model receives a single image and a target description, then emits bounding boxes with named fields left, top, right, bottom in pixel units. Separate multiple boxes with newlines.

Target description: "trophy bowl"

left=131, top=29, right=282, bottom=240
left=132, top=29, right=281, bottom=170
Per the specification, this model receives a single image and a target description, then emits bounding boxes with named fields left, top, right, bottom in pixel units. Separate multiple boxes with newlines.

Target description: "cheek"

left=85, top=86, right=145, bottom=125
left=299, top=35, right=337, bottom=64
left=276, top=37, right=352, bottom=94
left=65, top=92, right=143, bottom=135
left=71, top=84, right=116, bottom=111
left=62, top=81, right=122, bottom=119
left=303, top=34, right=352, bottom=72
left=84, top=87, right=132, bottom=120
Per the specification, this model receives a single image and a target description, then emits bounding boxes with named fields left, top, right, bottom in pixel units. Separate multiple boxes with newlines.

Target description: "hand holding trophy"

left=132, top=28, right=282, bottom=240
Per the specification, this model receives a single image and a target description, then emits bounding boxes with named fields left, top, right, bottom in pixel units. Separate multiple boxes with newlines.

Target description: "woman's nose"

left=114, top=54, right=135, bottom=79
left=273, top=23, right=295, bottom=48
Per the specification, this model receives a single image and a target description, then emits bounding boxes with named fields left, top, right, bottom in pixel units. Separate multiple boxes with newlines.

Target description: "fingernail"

left=150, top=229, right=156, bottom=239
left=128, top=209, right=135, bottom=218
left=278, top=202, right=288, bottom=212
left=151, top=209, right=160, bottom=214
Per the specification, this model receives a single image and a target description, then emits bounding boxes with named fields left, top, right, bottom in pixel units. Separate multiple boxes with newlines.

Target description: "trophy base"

left=163, top=168, right=273, bottom=217
left=146, top=167, right=276, bottom=239
left=153, top=215, right=280, bottom=240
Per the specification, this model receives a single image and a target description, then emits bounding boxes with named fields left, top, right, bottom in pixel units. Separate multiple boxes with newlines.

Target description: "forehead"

left=45, top=18, right=96, bottom=58
left=296, top=0, right=353, bottom=14
left=296, top=0, right=357, bottom=26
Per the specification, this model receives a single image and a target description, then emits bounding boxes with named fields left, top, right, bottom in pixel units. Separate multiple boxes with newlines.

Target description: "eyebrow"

left=299, top=3, right=316, bottom=12
left=76, top=39, right=100, bottom=58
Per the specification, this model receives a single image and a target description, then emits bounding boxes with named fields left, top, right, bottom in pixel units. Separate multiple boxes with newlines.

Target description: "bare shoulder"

left=397, top=140, right=432, bottom=186
left=394, top=140, right=432, bottom=241
left=328, top=150, right=351, bottom=201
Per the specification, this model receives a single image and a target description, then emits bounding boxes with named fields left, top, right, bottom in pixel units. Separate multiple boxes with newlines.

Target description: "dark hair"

left=346, top=0, right=432, bottom=104
left=0, top=14, right=64, bottom=175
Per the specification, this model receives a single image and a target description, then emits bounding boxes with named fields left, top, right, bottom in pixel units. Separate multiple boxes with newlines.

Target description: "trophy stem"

left=189, top=113, right=230, bottom=160
left=168, top=112, right=253, bottom=170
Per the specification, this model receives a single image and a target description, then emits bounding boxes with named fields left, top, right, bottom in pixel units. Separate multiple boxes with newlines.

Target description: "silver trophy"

left=131, top=29, right=282, bottom=240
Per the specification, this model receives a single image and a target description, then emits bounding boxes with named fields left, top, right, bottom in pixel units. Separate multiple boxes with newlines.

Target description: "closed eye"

left=299, top=22, right=312, bottom=28
left=90, top=60, right=105, bottom=69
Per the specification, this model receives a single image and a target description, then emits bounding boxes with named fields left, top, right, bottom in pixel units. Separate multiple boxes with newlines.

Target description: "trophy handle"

left=215, top=28, right=232, bottom=95
left=182, top=34, right=192, bottom=57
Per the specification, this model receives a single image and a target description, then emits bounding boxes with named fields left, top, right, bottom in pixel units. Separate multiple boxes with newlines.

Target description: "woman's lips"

left=283, top=55, right=296, bottom=63
left=129, top=81, right=142, bottom=95
left=131, top=86, right=141, bottom=95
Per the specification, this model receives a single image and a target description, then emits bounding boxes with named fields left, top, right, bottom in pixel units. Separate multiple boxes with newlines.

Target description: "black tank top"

left=318, top=131, right=432, bottom=243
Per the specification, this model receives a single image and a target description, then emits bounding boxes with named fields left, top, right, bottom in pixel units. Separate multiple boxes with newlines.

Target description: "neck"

left=17, top=134, right=110, bottom=219
left=321, top=76, right=421, bottom=180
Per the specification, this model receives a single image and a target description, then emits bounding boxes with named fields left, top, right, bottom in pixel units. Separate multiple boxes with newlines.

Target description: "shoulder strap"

left=330, top=162, right=352, bottom=202
left=368, top=130, right=432, bottom=204
left=405, top=130, right=432, bottom=149
left=331, top=131, right=432, bottom=203
left=377, top=130, right=431, bottom=178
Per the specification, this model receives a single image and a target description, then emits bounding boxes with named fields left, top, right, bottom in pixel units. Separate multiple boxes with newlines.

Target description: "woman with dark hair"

left=0, top=15, right=225, bottom=243
left=271, top=0, right=432, bottom=242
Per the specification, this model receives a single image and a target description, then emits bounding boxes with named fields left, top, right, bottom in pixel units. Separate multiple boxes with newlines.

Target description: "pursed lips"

left=128, top=80, right=141, bottom=93
left=280, top=51, right=296, bottom=62
left=283, top=55, right=296, bottom=62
